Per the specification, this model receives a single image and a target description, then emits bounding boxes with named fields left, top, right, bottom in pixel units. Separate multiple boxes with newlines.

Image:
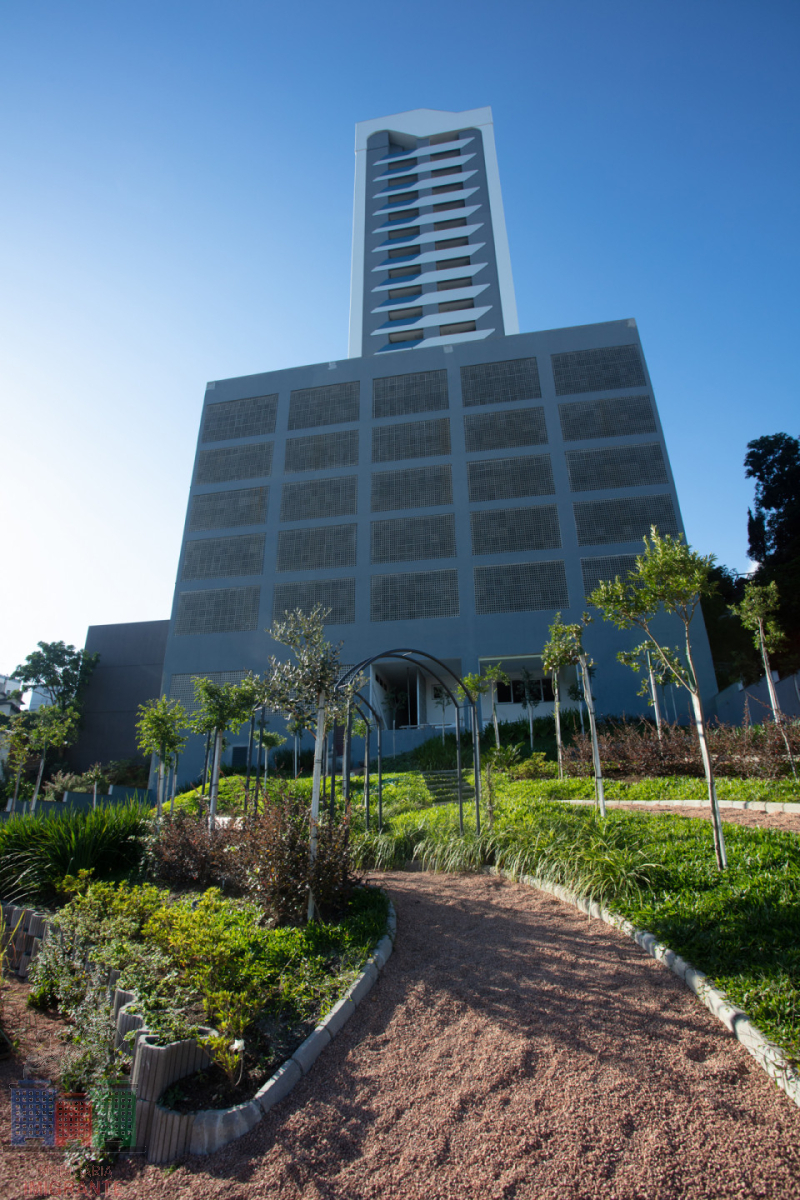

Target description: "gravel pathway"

left=5, top=869, right=790, bottom=1200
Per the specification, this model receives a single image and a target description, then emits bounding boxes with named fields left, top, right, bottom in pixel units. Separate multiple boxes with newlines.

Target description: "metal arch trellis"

left=335, top=647, right=483, bottom=837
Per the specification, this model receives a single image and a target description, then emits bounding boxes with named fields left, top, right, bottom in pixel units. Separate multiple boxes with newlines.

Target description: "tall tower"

left=349, top=108, right=519, bottom=358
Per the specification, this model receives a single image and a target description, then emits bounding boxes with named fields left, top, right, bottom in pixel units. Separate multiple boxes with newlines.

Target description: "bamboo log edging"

left=1, top=897, right=397, bottom=1163
left=484, top=867, right=800, bottom=1109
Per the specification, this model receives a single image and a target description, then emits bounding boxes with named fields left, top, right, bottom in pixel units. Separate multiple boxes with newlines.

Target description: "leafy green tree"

left=730, top=581, right=797, bottom=780
left=189, top=678, right=258, bottom=829
left=1, top=713, right=34, bottom=813
left=267, top=605, right=360, bottom=920
left=482, top=663, right=510, bottom=749
left=589, top=527, right=728, bottom=870
left=29, top=706, right=80, bottom=813
left=137, top=696, right=189, bottom=820
left=13, top=641, right=98, bottom=711
left=745, top=433, right=800, bottom=668
left=543, top=615, right=605, bottom=812
left=82, top=762, right=108, bottom=811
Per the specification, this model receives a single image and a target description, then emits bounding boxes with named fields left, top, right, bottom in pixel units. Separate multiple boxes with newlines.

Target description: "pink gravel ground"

left=6, top=867, right=800, bottom=1200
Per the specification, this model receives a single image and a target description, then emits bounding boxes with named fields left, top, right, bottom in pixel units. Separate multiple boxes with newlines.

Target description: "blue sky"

left=2, top=0, right=798, bottom=674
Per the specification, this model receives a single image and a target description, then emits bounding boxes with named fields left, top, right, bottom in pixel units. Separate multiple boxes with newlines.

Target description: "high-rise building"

left=158, top=107, right=716, bottom=779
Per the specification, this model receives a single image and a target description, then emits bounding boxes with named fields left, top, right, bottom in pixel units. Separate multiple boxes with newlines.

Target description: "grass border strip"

left=485, top=868, right=800, bottom=1109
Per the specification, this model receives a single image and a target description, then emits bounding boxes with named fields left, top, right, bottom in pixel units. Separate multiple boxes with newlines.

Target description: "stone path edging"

left=553, top=798, right=800, bottom=814
left=188, top=900, right=397, bottom=1159
left=484, top=867, right=800, bottom=1109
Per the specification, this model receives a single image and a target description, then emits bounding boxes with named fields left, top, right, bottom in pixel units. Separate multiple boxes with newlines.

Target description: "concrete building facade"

left=156, top=107, right=716, bottom=781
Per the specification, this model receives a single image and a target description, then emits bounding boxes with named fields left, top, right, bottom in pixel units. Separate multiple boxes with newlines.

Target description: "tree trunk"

left=308, top=691, right=327, bottom=923
left=92, top=782, right=97, bottom=811
left=169, top=756, right=179, bottom=816
left=528, top=706, right=534, bottom=753
left=156, top=747, right=165, bottom=823
left=491, top=685, right=500, bottom=750
left=201, top=733, right=211, bottom=797
left=294, top=734, right=299, bottom=779
left=208, top=730, right=222, bottom=832
left=30, top=747, right=47, bottom=813
left=689, top=689, right=727, bottom=870
left=760, top=624, right=798, bottom=781
left=553, top=674, right=563, bottom=781
left=580, top=654, right=605, bottom=817
left=646, top=650, right=663, bottom=740
left=363, top=724, right=370, bottom=832
left=244, top=714, right=255, bottom=814
left=8, top=765, right=22, bottom=814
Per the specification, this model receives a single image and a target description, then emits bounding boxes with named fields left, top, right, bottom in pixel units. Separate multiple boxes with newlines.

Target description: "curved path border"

left=486, top=867, right=800, bottom=1109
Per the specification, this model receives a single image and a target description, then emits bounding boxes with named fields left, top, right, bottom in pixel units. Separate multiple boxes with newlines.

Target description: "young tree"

left=13, top=641, right=98, bottom=711
left=382, top=688, right=406, bottom=756
left=1, top=713, right=34, bottom=813
left=459, top=671, right=490, bottom=735
left=136, top=696, right=189, bottom=821
left=589, top=527, right=728, bottom=870
left=482, top=663, right=510, bottom=749
left=189, top=678, right=258, bottom=829
left=267, top=605, right=361, bottom=920
left=543, top=615, right=605, bottom=813
left=432, top=687, right=450, bottom=744
left=82, top=762, right=108, bottom=811
left=28, top=705, right=80, bottom=813
left=730, top=581, right=797, bottom=780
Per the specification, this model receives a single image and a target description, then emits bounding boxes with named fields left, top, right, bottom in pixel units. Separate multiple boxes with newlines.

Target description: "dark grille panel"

left=202, top=395, right=278, bottom=443
left=371, top=570, right=459, bottom=622
left=371, top=465, right=453, bottom=512
left=372, top=370, right=449, bottom=418
left=284, top=430, right=359, bottom=473
left=189, top=486, right=268, bottom=531
left=276, top=524, right=357, bottom=572
left=470, top=506, right=562, bottom=555
left=195, top=442, right=273, bottom=485
left=559, top=395, right=656, bottom=441
left=552, top=345, right=646, bottom=396
left=460, top=357, right=541, bottom=406
left=175, top=586, right=261, bottom=635
left=474, top=561, right=569, bottom=615
left=182, top=534, right=265, bottom=580
left=170, top=670, right=248, bottom=710
left=573, top=494, right=679, bottom=546
left=280, top=476, right=358, bottom=522
left=371, top=514, right=457, bottom=564
left=566, top=444, right=668, bottom=492
left=464, top=408, right=547, bottom=452
left=288, top=382, right=360, bottom=430
left=467, top=455, right=555, bottom=502
left=272, top=579, right=356, bottom=625
left=372, top=418, right=451, bottom=463
left=581, top=554, right=638, bottom=597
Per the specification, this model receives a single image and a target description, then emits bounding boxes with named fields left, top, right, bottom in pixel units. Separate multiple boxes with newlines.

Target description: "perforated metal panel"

left=202, top=395, right=278, bottom=442
left=175, top=586, right=261, bottom=635
left=372, top=370, right=449, bottom=418
left=474, top=561, right=569, bottom=614
left=284, top=430, right=359, bottom=473
left=288, top=382, right=360, bottom=430
left=371, top=465, right=453, bottom=512
left=280, top=476, right=358, bottom=522
left=189, top=486, right=268, bottom=531
left=182, top=534, right=265, bottom=580
left=566, top=444, right=668, bottom=492
left=169, top=670, right=249, bottom=709
left=460, top=357, right=541, bottom=407
left=371, top=569, right=459, bottom=622
left=467, top=455, right=555, bottom=502
left=371, top=513, right=457, bottom=563
left=559, top=395, right=656, bottom=441
left=195, top=442, right=273, bottom=485
left=372, top=418, right=451, bottom=463
left=272, top=579, right=356, bottom=625
left=551, top=345, right=646, bottom=396
left=581, top=555, right=638, bottom=597
left=276, top=524, right=357, bottom=572
left=464, top=408, right=547, bottom=452
left=573, top=494, right=679, bottom=546
left=470, top=506, right=562, bottom=555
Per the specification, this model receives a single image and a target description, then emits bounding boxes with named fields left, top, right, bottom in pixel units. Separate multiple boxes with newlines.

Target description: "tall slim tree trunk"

left=156, top=743, right=165, bottom=822
left=491, top=686, right=500, bottom=750
left=760, top=624, right=798, bottom=781
left=689, top=689, right=727, bottom=870
left=92, top=782, right=97, bottom=811
left=294, top=733, right=299, bottom=779
left=553, top=673, right=563, bottom=781
left=528, top=708, right=534, bottom=753
left=201, top=733, right=211, bottom=797
left=308, top=692, right=327, bottom=923
left=8, top=764, right=22, bottom=814
left=30, top=747, right=47, bottom=814
left=170, top=756, right=179, bottom=816
left=244, top=714, right=255, bottom=815
left=208, top=729, right=222, bottom=832
left=646, top=650, right=663, bottom=740
left=580, top=655, right=605, bottom=817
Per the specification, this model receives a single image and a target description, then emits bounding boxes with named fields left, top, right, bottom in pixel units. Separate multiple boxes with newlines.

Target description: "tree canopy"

left=13, top=641, right=98, bottom=711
